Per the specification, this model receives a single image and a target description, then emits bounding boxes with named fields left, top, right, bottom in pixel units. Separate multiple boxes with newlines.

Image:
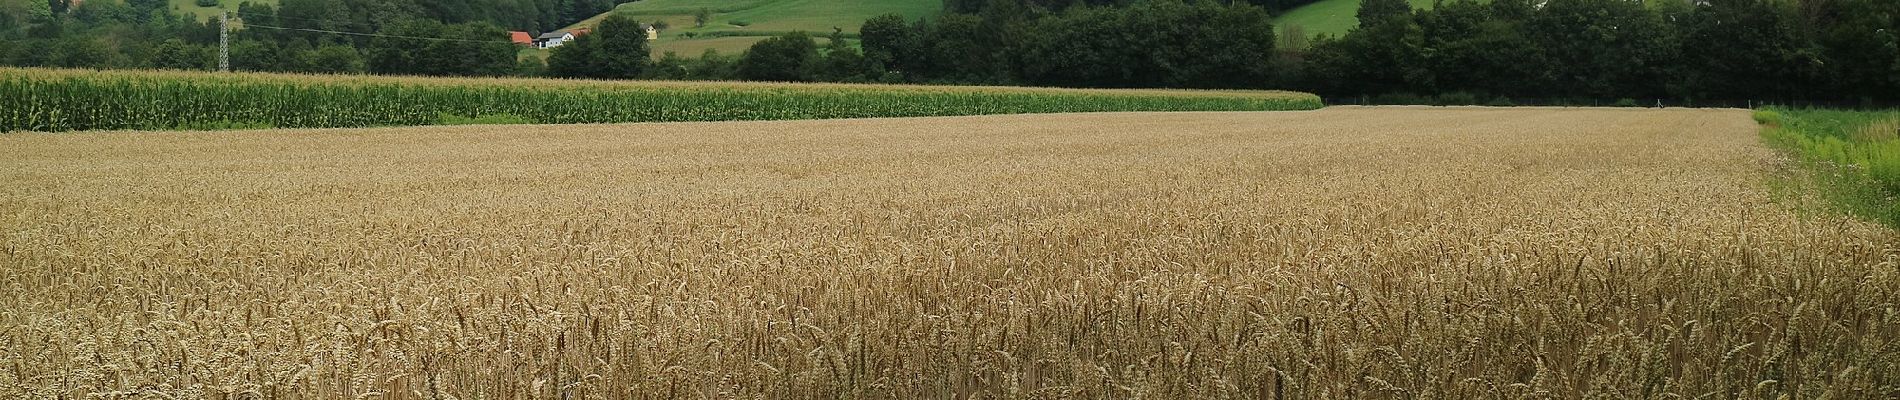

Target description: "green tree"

left=859, top=14, right=917, bottom=75
left=1018, top=1, right=1279, bottom=88
left=546, top=13, right=650, bottom=79
left=367, top=19, right=516, bottom=76
left=922, top=13, right=1006, bottom=83
left=1676, top=0, right=1816, bottom=100
left=1306, top=11, right=1425, bottom=96
left=738, top=31, right=818, bottom=81
left=688, top=49, right=739, bottom=80
left=816, top=28, right=872, bottom=82
left=1530, top=0, right=1677, bottom=98
left=1811, top=0, right=1900, bottom=101
left=1015, top=6, right=1132, bottom=87
left=1357, top=0, right=1412, bottom=28
left=149, top=38, right=212, bottom=70
left=46, top=37, right=113, bottom=67
left=26, top=0, right=54, bottom=23
left=516, top=54, right=547, bottom=77
left=545, top=34, right=596, bottom=77
left=1409, top=0, right=1550, bottom=96
left=304, top=44, right=365, bottom=74
left=644, top=51, right=688, bottom=79
left=694, top=7, right=710, bottom=27
left=1135, top=1, right=1278, bottom=88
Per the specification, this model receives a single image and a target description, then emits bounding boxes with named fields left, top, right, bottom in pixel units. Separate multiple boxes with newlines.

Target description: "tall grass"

left=1757, top=107, right=1900, bottom=227
left=0, top=68, right=1323, bottom=132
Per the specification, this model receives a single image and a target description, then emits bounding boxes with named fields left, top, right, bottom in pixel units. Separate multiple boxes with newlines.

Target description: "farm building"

left=532, top=26, right=655, bottom=48
left=509, top=31, right=533, bottom=46
left=534, top=31, right=575, bottom=48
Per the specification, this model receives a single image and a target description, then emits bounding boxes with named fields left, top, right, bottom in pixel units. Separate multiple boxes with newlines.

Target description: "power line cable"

left=242, top=23, right=512, bottom=44
left=232, top=11, right=377, bottom=28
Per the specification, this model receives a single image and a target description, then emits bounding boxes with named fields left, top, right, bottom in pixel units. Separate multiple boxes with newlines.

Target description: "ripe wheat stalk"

left=0, top=107, right=1894, bottom=399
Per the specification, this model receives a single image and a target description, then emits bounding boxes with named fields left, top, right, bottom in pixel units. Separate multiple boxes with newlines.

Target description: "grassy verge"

left=0, top=68, right=1323, bottom=132
left=1756, top=107, right=1900, bottom=227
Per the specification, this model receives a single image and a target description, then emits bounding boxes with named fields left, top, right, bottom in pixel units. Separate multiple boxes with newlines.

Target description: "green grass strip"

left=1756, top=107, right=1900, bottom=227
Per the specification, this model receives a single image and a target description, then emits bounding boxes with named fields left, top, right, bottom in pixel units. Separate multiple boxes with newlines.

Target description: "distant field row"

left=0, top=68, right=1322, bottom=132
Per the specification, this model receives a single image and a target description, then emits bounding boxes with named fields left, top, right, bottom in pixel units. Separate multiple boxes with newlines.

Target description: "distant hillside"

left=557, top=0, right=939, bottom=57
left=1271, top=0, right=1437, bottom=40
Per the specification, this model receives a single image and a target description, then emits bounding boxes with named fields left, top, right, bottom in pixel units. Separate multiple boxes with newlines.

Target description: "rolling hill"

left=552, top=0, right=939, bottom=58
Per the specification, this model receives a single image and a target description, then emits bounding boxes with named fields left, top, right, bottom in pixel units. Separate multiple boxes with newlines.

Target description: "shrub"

left=1751, top=110, right=1782, bottom=126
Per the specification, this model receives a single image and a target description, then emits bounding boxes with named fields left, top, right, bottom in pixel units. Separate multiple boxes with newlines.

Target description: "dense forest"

left=1306, top=0, right=1900, bottom=104
left=3, top=0, right=1898, bottom=104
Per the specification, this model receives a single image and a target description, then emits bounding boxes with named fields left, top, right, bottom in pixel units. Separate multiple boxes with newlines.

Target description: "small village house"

left=530, top=25, right=655, bottom=49
left=534, top=31, right=575, bottom=48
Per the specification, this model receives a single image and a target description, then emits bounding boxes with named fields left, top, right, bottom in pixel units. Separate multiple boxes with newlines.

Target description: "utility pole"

left=219, top=11, right=230, bottom=72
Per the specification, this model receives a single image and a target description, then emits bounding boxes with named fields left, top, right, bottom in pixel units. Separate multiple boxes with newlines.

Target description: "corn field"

left=2, top=107, right=1898, bottom=399
left=0, top=68, right=1322, bottom=132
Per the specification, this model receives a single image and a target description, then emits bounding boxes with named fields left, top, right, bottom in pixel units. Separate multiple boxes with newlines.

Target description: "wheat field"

left=1, top=107, right=1896, bottom=399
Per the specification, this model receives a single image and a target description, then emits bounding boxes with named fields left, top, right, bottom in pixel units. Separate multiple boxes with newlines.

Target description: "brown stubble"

left=1, top=107, right=1894, bottom=399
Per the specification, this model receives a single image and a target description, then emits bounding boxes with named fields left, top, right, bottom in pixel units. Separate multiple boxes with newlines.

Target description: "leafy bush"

left=1752, top=110, right=1782, bottom=126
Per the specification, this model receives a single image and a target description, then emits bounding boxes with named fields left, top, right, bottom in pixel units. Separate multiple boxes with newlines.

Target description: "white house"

left=534, top=32, right=575, bottom=49
left=534, top=26, right=654, bottom=49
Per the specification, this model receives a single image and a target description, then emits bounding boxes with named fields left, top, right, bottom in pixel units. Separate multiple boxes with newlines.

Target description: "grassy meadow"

left=2, top=107, right=1896, bottom=398
left=0, top=67, right=1321, bottom=132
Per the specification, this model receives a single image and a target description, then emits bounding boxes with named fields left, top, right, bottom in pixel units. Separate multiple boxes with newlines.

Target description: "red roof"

left=509, top=31, right=532, bottom=45
left=571, top=28, right=592, bottom=37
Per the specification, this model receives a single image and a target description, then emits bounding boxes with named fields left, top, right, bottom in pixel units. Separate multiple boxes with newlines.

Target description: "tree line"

left=861, top=0, right=1900, bottom=104
left=3, top=0, right=1898, bottom=104
left=0, top=0, right=625, bottom=75
left=1305, top=0, right=1900, bottom=104
left=568, top=0, right=1286, bottom=88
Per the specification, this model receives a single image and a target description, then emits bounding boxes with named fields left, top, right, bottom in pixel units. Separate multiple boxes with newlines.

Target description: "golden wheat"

left=1, top=107, right=1895, bottom=399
